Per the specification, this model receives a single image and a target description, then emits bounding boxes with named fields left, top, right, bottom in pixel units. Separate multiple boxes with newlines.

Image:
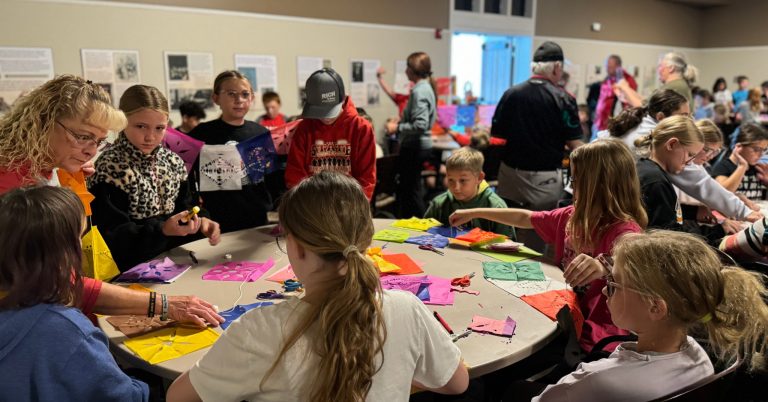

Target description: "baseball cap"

left=302, top=68, right=346, bottom=119
left=533, top=41, right=564, bottom=63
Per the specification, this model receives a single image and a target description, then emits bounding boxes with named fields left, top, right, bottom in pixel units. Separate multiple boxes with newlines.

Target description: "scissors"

left=419, top=244, right=445, bottom=256
left=257, top=290, right=285, bottom=300
left=451, top=272, right=475, bottom=287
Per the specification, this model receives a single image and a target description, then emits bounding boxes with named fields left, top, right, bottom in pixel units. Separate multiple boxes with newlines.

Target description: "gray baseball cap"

left=302, top=68, right=346, bottom=119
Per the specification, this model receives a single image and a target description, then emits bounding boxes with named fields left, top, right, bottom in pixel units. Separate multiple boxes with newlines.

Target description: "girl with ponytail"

left=534, top=230, right=768, bottom=401
left=168, top=171, right=468, bottom=402
left=658, top=52, right=698, bottom=106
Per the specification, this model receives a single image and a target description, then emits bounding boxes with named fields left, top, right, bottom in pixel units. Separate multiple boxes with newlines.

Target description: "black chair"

left=651, top=358, right=742, bottom=401
left=372, top=155, right=398, bottom=219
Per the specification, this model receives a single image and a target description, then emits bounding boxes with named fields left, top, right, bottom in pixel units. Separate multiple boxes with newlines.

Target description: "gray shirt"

left=398, top=79, right=435, bottom=150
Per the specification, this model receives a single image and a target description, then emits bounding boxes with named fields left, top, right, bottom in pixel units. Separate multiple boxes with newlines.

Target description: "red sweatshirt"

left=285, top=97, right=376, bottom=199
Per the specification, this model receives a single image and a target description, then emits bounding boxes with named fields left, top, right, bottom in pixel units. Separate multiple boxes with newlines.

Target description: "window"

left=484, top=0, right=507, bottom=14
left=511, top=0, right=526, bottom=16
left=455, top=0, right=474, bottom=11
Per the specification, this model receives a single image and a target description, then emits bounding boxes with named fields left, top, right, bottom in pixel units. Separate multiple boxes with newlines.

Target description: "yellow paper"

left=127, top=284, right=153, bottom=292
left=391, top=217, right=442, bottom=231
left=81, top=225, right=120, bottom=282
left=124, top=327, right=220, bottom=365
left=366, top=247, right=402, bottom=273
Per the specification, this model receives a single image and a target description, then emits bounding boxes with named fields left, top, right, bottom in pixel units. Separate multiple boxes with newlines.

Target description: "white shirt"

left=714, top=89, right=732, bottom=106
left=189, top=290, right=461, bottom=401
left=533, top=336, right=714, bottom=402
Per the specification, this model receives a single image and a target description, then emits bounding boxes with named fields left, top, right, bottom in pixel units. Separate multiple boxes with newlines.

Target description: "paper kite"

left=422, top=275, right=454, bottom=306
left=456, top=105, right=476, bottom=127
left=405, top=233, right=449, bottom=249
left=235, top=132, right=276, bottom=184
left=380, top=253, right=424, bottom=275
left=455, top=228, right=506, bottom=246
left=57, top=169, right=95, bottom=216
left=123, top=326, right=220, bottom=364
left=81, top=225, right=120, bottom=282
left=469, top=315, right=516, bottom=337
left=162, top=126, right=204, bottom=174
left=115, top=257, right=191, bottom=283
left=270, top=119, right=302, bottom=155
left=391, top=217, right=442, bottom=231
left=219, top=302, right=274, bottom=330
left=437, top=105, right=457, bottom=127
left=521, top=289, right=584, bottom=338
left=477, top=105, right=496, bottom=127
left=202, top=259, right=275, bottom=282
left=199, top=144, right=245, bottom=191
left=482, top=261, right=545, bottom=281
left=372, top=229, right=411, bottom=243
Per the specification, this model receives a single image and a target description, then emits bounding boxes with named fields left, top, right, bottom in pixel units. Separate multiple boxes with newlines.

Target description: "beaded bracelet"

left=148, top=292, right=156, bottom=318
left=160, top=294, right=169, bottom=321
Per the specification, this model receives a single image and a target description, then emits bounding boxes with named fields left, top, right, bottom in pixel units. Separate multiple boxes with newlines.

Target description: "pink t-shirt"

left=531, top=205, right=642, bottom=352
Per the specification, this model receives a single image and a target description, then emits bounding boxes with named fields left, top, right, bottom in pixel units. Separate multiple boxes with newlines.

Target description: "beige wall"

left=101, top=0, right=450, bottom=29
left=535, top=0, right=702, bottom=48
left=696, top=47, right=768, bottom=93
left=1, top=0, right=450, bottom=128
left=700, top=1, right=768, bottom=47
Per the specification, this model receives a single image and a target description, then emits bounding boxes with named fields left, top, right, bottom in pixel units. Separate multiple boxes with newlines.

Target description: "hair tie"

left=86, top=80, right=93, bottom=85
left=699, top=313, right=713, bottom=324
left=342, top=245, right=359, bottom=258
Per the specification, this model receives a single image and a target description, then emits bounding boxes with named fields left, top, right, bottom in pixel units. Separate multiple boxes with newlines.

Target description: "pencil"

left=433, top=311, right=454, bottom=335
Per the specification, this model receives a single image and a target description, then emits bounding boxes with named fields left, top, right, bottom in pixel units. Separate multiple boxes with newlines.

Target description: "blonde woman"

left=451, top=139, right=648, bottom=352
left=89, top=84, right=221, bottom=270
left=534, top=230, right=768, bottom=401
left=0, top=75, right=223, bottom=327
left=167, top=172, right=468, bottom=402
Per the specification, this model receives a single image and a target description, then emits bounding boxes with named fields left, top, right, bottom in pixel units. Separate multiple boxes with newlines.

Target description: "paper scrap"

left=469, top=315, right=516, bottom=337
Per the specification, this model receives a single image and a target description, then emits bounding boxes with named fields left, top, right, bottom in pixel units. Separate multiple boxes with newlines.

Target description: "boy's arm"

left=450, top=208, right=533, bottom=229
left=284, top=123, right=310, bottom=190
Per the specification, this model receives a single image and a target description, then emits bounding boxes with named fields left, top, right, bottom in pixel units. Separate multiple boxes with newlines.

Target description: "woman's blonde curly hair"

left=0, top=75, right=126, bottom=178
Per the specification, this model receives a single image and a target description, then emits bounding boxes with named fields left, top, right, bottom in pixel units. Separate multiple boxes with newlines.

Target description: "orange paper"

left=57, top=169, right=94, bottom=216
left=521, top=289, right=584, bottom=339
left=381, top=253, right=424, bottom=275
left=455, top=228, right=505, bottom=246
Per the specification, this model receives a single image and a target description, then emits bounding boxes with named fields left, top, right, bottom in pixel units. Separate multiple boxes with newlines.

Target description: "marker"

left=189, top=251, right=199, bottom=264
left=433, top=311, right=454, bottom=335
left=180, top=206, right=201, bottom=224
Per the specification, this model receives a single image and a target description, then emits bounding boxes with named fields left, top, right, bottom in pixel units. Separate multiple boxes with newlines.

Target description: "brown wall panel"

left=100, top=0, right=450, bottom=29
left=700, top=0, right=768, bottom=47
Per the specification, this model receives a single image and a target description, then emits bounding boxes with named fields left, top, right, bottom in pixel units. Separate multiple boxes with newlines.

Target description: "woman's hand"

left=200, top=218, right=221, bottom=246
left=168, top=295, right=225, bottom=327
left=564, top=254, right=607, bottom=287
left=162, top=211, right=201, bottom=236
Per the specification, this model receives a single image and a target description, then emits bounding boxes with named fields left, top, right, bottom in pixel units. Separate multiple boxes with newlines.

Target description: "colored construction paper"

left=372, top=229, right=411, bottom=243
left=437, top=105, right=457, bottom=127
left=423, top=275, right=454, bottom=305
left=81, top=225, right=120, bottom=282
left=486, top=240, right=524, bottom=252
left=473, top=245, right=542, bottom=263
left=219, top=302, right=274, bottom=330
left=162, top=126, right=204, bottom=174
left=57, top=169, right=94, bottom=216
left=124, top=327, right=220, bottom=364
left=477, top=105, right=496, bottom=127
left=455, top=228, right=506, bottom=245
left=469, top=315, right=516, bottom=336
left=380, top=276, right=431, bottom=301
left=392, top=217, right=442, bottom=231
left=106, top=315, right=176, bottom=338
left=115, top=257, right=191, bottom=283
left=127, top=284, right=152, bottom=292
left=405, top=233, right=449, bottom=249
left=521, top=289, right=584, bottom=338
left=381, top=253, right=424, bottom=275
left=266, top=264, right=297, bottom=283
left=202, top=259, right=275, bottom=282
left=427, top=226, right=469, bottom=238
left=482, top=261, right=545, bottom=281
left=270, top=119, right=301, bottom=155
left=367, top=247, right=401, bottom=273
left=487, top=277, right=568, bottom=298
left=456, top=105, right=476, bottom=127
left=236, top=132, right=276, bottom=183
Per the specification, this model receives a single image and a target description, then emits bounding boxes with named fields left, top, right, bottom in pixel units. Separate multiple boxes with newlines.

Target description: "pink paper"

left=451, top=286, right=480, bottom=295
left=437, top=105, right=457, bottom=127
left=202, top=259, right=275, bottom=282
left=477, top=105, right=496, bottom=127
left=265, top=264, right=296, bottom=283
left=469, top=315, right=516, bottom=337
left=423, top=275, right=455, bottom=305
left=381, top=275, right=430, bottom=295
left=162, top=126, right=204, bottom=174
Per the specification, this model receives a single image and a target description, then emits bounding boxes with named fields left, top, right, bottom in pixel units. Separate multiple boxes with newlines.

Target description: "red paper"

left=455, top=228, right=505, bottom=245
left=521, top=289, right=584, bottom=338
left=381, top=253, right=424, bottom=275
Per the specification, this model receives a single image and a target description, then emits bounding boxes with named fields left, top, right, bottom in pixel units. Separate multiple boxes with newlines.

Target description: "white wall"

left=0, top=0, right=451, bottom=129
left=696, top=46, right=768, bottom=93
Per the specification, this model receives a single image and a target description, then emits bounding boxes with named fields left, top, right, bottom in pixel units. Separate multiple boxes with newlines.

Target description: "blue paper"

left=235, top=133, right=277, bottom=183
left=417, top=284, right=431, bottom=301
left=219, top=302, right=274, bottom=329
left=456, top=105, right=477, bottom=127
left=405, top=233, right=449, bottom=248
left=427, top=226, right=469, bottom=238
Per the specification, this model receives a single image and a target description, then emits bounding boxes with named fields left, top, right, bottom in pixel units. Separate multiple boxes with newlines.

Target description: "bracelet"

left=160, top=294, right=169, bottom=321
left=148, top=292, right=156, bottom=318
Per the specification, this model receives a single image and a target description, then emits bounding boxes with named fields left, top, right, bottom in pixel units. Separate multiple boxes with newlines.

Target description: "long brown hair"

left=407, top=51, right=437, bottom=96
left=0, top=186, right=84, bottom=309
left=615, top=230, right=768, bottom=370
left=567, top=139, right=647, bottom=254
left=119, top=84, right=169, bottom=117
left=608, top=89, right=687, bottom=137
left=0, top=75, right=125, bottom=178
left=267, top=171, right=386, bottom=402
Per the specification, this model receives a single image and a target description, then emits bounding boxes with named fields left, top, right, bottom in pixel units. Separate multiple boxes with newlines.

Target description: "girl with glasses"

left=712, top=122, right=768, bottom=202
left=167, top=172, right=469, bottom=401
left=188, top=70, right=272, bottom=233
left=533, top=230, right=768, bottom=401
left=89, top=85, right=222, bottom=270
left=451, top=139, right=647, bottom=353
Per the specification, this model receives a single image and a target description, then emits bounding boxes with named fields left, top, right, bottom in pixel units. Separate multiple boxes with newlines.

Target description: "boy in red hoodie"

left=285, top=68, right=376, bottom=199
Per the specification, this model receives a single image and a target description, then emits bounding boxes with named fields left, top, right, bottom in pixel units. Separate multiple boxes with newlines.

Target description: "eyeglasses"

left=56, top=121, right=109, bottom=151
left=597, top=253, right=654, bottom=298
left=746, top=145, right=768, bottom=154
left=219, top=90, right=253, bottom=101
left=684, top=149, right=700, bottom=165
left=275, top=236, right=286, bottom=254
left=702, top=146, right=723, bottom=158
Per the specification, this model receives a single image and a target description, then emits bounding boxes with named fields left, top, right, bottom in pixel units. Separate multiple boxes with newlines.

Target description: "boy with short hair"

left=425, top=147, right=514, bottom=237
left=285, top=68, right=376, bottom=199
left=256, top=91, right=286, bottom=129
left=176, top=100, right=206, bottom=133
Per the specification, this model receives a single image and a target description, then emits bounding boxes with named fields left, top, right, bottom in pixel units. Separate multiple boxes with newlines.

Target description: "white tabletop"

left=99, top=220, right=564, bottom=379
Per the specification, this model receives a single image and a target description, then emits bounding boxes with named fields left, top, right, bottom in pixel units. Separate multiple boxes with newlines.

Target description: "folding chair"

left=652, top=358, right=742, bottom=401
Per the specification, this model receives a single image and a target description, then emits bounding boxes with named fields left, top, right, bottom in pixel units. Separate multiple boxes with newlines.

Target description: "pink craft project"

left=380, top=275, right=431, bottom=295
left=437, top=105, right=457, bottom=127
left=162, top=126, right=204, bottom=174
left=423, top=275, right=455, bottom=306
left=477, top=105, right=496, bottom=127
left=469, top=315, right=516, bottom=337
left=202, top=258, right=275, bottom=282
left=265, top=264, right=297, bottom=283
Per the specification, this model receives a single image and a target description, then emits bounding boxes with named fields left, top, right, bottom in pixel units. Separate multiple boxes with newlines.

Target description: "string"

left=221, top=250, right=285, bottom=313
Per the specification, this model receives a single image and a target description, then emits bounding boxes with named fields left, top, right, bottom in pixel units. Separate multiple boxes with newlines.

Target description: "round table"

left=99, top=220, right=565, bottom=380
